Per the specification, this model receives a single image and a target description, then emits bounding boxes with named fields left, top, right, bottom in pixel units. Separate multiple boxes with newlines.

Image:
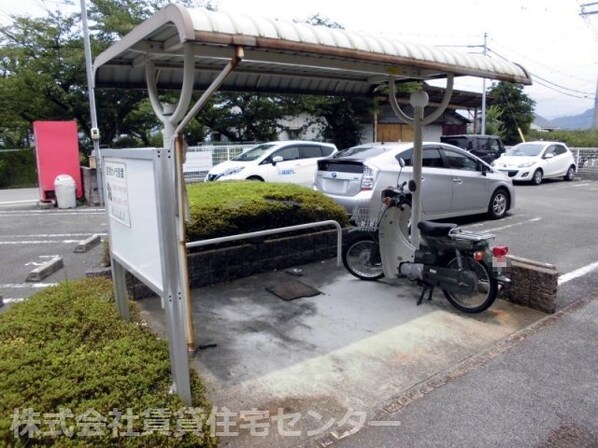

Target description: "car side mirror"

left=544, top=153, right=554, bottom=159
left=272, top=155, right=283, bottom=166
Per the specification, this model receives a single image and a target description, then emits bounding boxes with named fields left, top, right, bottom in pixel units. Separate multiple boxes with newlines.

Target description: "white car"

left=205, top=141, right=337, bottom=186
left=491, top=141, right=576, bottom=185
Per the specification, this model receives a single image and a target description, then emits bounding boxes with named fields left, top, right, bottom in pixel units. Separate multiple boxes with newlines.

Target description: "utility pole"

left=481, top=32, right=488, bottom=135
left=580, top=3, right=598, bottom=129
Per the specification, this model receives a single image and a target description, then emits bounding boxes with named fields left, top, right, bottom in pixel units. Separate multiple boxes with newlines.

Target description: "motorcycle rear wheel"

left=342, top=236, right=384, bottom=281
left=442, top=257, right=497, bottom=313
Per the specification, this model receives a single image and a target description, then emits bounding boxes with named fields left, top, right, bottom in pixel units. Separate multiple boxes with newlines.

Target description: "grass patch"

left=0, top=278, right=217, bottom=447
left=186, top=181, right=349, bottom=241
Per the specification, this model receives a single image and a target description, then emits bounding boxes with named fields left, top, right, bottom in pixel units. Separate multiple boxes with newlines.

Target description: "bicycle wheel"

left=342, top=236, right=384, bottom=281
left=442, top=257, right=497, bottom=313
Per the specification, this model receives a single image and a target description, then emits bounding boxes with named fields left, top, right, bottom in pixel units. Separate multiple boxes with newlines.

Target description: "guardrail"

left=186, top=220, right=343, bottom=267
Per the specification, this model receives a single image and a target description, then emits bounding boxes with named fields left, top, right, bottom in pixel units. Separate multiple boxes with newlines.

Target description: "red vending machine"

left=33, top=121, right=83, bottom=202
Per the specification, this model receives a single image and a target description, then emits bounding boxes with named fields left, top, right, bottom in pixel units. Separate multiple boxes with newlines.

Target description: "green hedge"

left=0, top=149, right=37, bottom=188
left=0, top=278, right=217, bottom=448
left=526, top=130, right=598, bottom=148
left=186, top=181, right=349, bottom=241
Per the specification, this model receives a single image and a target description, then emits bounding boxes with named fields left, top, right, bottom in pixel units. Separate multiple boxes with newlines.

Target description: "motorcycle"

left=343, top=176, right=510, bottom=314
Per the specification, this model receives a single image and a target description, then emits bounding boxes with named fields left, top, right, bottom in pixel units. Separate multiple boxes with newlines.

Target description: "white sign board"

left=105, top=161, right=131, bottom=227
left=102, top=149, right=163, bottom=293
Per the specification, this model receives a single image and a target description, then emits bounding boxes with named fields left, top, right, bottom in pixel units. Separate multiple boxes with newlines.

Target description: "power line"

left=486, top=47, right=596, bottom=100
left=487, top=36, right=598, bottom=84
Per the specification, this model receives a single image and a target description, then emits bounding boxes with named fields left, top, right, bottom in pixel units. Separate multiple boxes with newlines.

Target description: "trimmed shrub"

left=0, top=278, right=217, bottom=448
left=186, top=181, right=349, bottom=242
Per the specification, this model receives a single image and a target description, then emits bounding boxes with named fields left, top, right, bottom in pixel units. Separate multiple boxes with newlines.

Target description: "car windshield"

left=507, top=143, right=543, bottom=157
left=333, top=145, right=387, bottom=160
left=233, top=143, right=277, bottom=161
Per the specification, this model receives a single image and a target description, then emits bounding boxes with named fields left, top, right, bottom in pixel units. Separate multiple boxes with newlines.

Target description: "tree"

left=487, top=82, right=535, bottom=145
left=0, top=0, right=212, bottom=151
left=484, top=105, right=506, bottom=138
left=0, top=9, right=153, bottom=151
left=193, top=93, right=300, bottom=143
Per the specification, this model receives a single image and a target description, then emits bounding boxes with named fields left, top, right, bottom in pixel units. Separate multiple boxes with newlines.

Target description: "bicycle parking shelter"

left=93, top=5, right=532, bottom=405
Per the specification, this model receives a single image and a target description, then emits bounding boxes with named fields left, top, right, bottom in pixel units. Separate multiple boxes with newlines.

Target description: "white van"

left=205, top=141, right=337, bottom=186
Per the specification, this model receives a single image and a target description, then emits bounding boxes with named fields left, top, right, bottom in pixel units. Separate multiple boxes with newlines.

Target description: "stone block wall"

left=187, top=229, right=341, bottom=288
left=91, top=228, right=344, bottom=299
left=502, top=255, right=558, bottom=313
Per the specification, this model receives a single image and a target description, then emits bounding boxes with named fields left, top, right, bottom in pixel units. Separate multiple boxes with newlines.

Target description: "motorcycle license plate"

left=492, top=256, right=509, bottom=269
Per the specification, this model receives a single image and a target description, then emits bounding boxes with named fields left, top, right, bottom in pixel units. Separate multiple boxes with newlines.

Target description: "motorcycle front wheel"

left=342, top=235, right=384, bottom=281
left=442, top=257, right=498, bottom=313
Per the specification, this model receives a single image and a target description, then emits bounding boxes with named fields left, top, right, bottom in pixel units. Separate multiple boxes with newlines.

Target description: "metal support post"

left=156, top=147, right=192, bottom=406
left=410, top=96, right=425, bottom=248
left=387, top=75, right=454, bottom=245
left=111, top=258, right=130, bottom=321
left=481, top=32, right=488, bottom=135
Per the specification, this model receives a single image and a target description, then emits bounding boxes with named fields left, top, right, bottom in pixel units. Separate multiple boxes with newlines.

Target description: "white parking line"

left=558, top=261, right=598, bottom=285
left=462, top=214, right=527, bottom=230
left=0, top=209, right=105, bottom=214
left=484, top=217, right=542, bottom=233
left=1, top=283, right=58, bottom=288
left=0, top=199, right=38, bottom=205
left=0, top=240, right=82, bottom=245
left=7, top=233, right=108, bottom=238
left=2, top=298, right=26, bottom=304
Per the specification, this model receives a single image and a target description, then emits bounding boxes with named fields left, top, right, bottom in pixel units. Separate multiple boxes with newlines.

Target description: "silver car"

left=315, top=142, right=515, bottom=220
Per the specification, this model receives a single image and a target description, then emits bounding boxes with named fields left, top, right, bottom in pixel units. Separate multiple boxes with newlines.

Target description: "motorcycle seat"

left=418, top=221, right=457, bottom=237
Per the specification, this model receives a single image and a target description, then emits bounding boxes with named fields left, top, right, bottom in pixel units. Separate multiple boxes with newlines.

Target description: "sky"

left=1, top=0, right=597, bottom=119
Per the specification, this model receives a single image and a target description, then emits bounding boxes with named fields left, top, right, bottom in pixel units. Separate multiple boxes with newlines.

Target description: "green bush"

left=0, top=278, right=217, bottom=448
left=186, top=181, right=349, bottom=241
left=0, top=149, right=37, bottom=188
left=526, top=130, right=598, bottom=148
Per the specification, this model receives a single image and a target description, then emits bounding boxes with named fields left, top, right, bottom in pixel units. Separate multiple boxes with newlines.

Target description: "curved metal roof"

left=93, top=5, right=531, bottom=96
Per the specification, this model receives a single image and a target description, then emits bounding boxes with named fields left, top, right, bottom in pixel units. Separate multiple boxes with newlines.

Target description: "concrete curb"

left=74, top=234, right=102, bottom=253
left=25, top=257, right=64, bottom=282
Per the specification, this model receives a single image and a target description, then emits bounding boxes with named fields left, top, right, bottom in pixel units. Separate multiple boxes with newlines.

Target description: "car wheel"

left=246, top=176, right=264, bottom=181
left=531, top=169, right=543, bottom=185
left=487, top=189, right=509, bottom=219
left=564, top=165, right=575, bottom=181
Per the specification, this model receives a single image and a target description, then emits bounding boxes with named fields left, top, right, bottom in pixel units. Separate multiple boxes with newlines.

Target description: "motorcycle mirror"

left=398, top=157, right=406, bottom=168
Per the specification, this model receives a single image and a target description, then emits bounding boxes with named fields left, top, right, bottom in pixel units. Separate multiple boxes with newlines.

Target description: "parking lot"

left=0, top=188, right=108, bottom=307
left=452, top=178, right=598, bottom=309
left=3, top=179, right=597, bottom=309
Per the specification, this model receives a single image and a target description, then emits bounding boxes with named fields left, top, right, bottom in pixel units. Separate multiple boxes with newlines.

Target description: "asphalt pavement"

left=325, top=292, right=598, bottom=448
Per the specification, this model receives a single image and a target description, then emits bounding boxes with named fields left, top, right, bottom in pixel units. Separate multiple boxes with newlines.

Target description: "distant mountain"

left=542, top=109, right=595, bottom=130
left=533, top=114, right=555, bottom=129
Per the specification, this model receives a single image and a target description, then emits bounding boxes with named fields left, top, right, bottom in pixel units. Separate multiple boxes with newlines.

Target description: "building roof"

left=93, top=5, right=531, bottom=96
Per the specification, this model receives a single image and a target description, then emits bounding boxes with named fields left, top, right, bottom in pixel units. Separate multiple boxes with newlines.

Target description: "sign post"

left=101, top=148, right=192, bottom=405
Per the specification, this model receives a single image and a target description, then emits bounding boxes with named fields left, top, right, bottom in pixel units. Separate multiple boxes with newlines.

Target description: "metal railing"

left=571, top=147, right=598, bottom=178
left=184, top=143, right=256, bottom=182
left=186, top=220, right=343, bottom=267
